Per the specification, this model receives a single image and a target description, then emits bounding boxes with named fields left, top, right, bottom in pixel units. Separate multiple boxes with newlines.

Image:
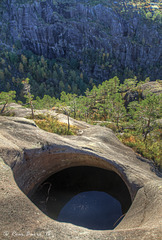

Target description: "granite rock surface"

left=0, top=110, right=162, bottom=239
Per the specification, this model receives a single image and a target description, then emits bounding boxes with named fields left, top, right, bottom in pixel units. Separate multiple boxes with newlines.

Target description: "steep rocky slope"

left=0, top=0, right=161, bottom=81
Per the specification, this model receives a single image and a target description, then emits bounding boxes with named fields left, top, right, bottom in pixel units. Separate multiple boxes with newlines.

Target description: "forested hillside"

left=0, top=0, right=161, bottom=99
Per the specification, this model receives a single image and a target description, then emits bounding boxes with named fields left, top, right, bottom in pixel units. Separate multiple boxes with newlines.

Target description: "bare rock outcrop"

left=124, top=80, right=162, bottom=107
left=0, top=115, right=162, bottom=240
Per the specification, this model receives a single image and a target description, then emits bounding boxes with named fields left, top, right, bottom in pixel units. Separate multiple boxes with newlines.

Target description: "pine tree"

left=0, top=91, right=16, bottom=113
left=22, top=78, right=34, bottom=119
left=110, top=93, right=126, bottom=130
left=129, top=93, right=161, bottom=141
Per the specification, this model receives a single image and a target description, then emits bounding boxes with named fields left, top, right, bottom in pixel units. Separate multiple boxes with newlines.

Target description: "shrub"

left=118, top=131, right=162, bottom=168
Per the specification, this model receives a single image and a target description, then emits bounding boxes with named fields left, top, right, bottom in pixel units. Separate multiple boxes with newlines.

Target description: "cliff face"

left=0, top=0, right=161, bottom=80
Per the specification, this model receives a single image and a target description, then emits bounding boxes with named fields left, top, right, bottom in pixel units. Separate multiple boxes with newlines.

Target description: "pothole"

left=30, top=166, right=132, bottom=230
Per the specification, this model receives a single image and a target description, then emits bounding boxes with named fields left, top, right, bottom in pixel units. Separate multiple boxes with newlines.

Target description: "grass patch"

left=33, top=114, right=79, bottom=135
left=0, top=109, right=16, bottom=117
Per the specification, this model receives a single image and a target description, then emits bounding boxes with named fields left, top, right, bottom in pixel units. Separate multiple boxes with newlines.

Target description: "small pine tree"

left=110, top=93, right=126, bottom=130
left=129, top=93, right=161, bottom=141
left=0, top=91, right=16, bottom=113
left=22, top=78, right=34, bottom=119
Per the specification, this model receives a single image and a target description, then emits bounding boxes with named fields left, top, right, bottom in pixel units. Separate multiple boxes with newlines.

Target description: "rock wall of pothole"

left=0, top=115, right=162, bottom=240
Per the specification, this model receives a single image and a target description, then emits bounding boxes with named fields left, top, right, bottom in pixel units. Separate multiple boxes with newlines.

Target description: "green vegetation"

left=126, top=1, right=162, bottom=23
left=38, top=76, right=161, bottom=168
left=0, top=45, right=160, bottom=101
left=0, top=90, right=16, bottom=113
left=34, top=95, right=57, bottom=110
left=33, top=114, right=78, bottom=135
left=0, top=76, right=161, bottom=168
left=129, top=93, right=160, bottom=141
left=0, top=50, right=91, bottom=99
left=22, top=78, right=34, bottom=118
left=118, top=129, right=161, bottom=167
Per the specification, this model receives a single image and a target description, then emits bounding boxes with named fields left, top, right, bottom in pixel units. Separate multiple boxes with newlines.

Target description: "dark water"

left=57, top=191, right=122, bottom=230
left=31, top=167, right=131, bottom=230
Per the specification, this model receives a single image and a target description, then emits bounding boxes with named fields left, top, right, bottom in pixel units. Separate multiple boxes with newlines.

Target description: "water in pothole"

left=31, top=166, right=131, bottom=230
left=57, top=191, right=122, bottom=230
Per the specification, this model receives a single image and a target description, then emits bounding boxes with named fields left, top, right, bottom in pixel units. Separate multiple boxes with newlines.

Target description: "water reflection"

left=57, top=191, right=122, bottom=230
left=31, top=166, right=131, bottom=230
